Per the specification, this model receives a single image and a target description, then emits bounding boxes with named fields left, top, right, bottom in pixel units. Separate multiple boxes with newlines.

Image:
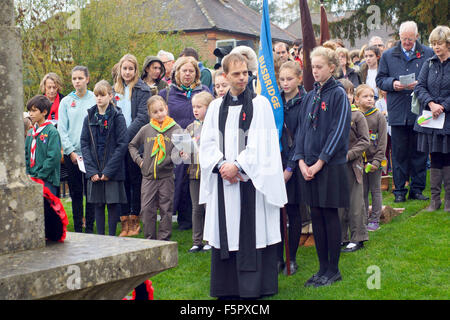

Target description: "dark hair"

left=71, top=65, right=90, bottom=78
left=364, top=45, right=381, bottom=58
left=26, top=95, right=52, bottom=115
left=179, top=47, right=199, bottom=61
left=293, top=38, right=303, bottom=47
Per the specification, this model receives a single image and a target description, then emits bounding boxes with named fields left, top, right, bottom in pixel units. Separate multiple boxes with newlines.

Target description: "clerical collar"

left=227, top=90, right=246, bottom=106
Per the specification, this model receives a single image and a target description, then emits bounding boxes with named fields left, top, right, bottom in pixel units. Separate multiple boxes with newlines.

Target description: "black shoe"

left=340, top=241, right=349, bottom=247
left=277, top=261, right=285, bottom=274
left=283, top=261, right=298, bottom=276
left=178, top=224, right=192, bottom=230
left=314, top=271, right=342, bottom=287
left=304, top=273, right=322, bottom=287
left=342, top=242, right=364, bottom=253
left=408, top=193, right=429, bottom=201
left=394, top=194, right=406, bottom=203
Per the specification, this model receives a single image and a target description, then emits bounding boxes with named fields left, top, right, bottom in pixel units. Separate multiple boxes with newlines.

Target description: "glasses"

left=400, top=37, right=415, bottom=42
left=161, top=60, right=173, bottom=64
left=375, top=44, right=385, bottom=48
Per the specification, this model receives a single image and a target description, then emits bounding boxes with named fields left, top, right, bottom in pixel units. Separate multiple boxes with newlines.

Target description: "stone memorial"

left=0, top=0, right=177, bottom=299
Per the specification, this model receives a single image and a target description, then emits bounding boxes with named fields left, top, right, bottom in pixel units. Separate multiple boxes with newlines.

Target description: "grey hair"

left=369, top=36, right=384, bottom=45
left=399, top=21, right=418, bottom=35
left=157, top=50, right=175, bottom=61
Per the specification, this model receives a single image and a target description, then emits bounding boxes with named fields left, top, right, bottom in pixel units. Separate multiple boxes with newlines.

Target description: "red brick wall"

left=180, top=31, right=258, bottom=68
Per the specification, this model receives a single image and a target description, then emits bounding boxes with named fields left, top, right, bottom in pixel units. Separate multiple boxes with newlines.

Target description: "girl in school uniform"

left=294, top=46, right=351, bottom=288
left=113, top=54, right=152, bottom=236
left=80, top=80, right=128, bottom=236
left=277, top=61, right=307, bottom=275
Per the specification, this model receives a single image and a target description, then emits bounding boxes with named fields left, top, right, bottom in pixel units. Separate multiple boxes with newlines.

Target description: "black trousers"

left=173, top=163, right=192, bottom=228
left=95, top=203, right=120, bottom=236
left=277, top=204, right=302, bottom=264
left=391, top=125, right=427, bottom=196
left=121, top=152, right=142, bottom=217
left=310, top=207, right=341, bottom=276
left=64, top=155, right=95, bottom=233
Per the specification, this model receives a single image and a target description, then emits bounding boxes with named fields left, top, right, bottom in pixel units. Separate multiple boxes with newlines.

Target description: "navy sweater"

left=293, top=77, right=351, bottom=166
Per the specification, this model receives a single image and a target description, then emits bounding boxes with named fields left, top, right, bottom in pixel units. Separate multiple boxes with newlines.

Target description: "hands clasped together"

left=299, top=159, right=325, bottom=181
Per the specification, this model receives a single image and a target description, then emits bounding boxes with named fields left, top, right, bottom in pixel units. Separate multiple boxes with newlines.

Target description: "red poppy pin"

left=71, top=100, right=76, bottom=107
left=321, top=101, right=327, bottom=111
left=103, top=120, right=108, bottom=128
left=416, top=51, right=421, bottom=59
left=242, top=112, right=246, bottom=121
left=115, top=95, right=120, bottom=101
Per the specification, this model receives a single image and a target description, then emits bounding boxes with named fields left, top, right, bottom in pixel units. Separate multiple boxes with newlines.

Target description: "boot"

left=427, top=168, right=442, bottom=211
left=119, top=216, right=130, bottom=237
left=442, top=166, right=450, bottom=212
left=127, top=215, right=141, bottom=236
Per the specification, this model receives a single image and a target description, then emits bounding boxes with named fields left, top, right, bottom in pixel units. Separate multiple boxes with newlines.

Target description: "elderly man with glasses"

left=369, top=36, right=386, bottom=54
left=157, top=50, right=175, bottom=84
left=376, top=21, right=434, bottom=203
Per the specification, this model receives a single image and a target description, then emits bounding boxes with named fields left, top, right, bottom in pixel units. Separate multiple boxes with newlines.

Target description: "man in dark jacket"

left=376, top=21, right=434, bottom=202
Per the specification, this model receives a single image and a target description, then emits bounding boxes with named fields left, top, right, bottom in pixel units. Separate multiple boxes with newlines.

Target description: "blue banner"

left=257, top=0, right=284, bottom=146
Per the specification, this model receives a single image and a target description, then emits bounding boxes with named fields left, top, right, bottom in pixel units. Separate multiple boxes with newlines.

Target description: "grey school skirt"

left=87, top=180, right=128, bottom=204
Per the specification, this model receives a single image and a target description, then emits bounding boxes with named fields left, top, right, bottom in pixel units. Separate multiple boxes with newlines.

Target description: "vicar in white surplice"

left=199, top=53, right=287, bottom=299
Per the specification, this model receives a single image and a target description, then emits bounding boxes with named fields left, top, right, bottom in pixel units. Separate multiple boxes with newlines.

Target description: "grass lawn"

left=61, top=177, right=449, bottom=300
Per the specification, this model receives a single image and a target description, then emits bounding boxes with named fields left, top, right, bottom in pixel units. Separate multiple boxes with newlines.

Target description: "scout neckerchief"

left=30, top=121, right=52, bottom=168
left=150, top=116, right=176, bottom=165
left=364, top=107, right=377, bottom=117
left=362, top=107, right=378, bottom=162
left=309, top=78, right=333, bottom=130
left=351, top=104, right=359, bottom=111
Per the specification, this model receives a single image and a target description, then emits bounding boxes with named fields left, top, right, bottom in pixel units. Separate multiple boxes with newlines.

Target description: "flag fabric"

left=257, top=0, right=284, bottom=144
left=299, top=0, right=317, bottom=91
left=320, top=1, right=331, bottom=45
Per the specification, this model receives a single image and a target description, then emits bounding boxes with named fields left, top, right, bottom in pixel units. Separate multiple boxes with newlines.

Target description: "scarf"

left=47, top=94, right=60, bottom=120
left=309, top=78, right=332, bottom=130
left=149, top=116, right=176, bottom=165
left=180, top=84, right=193, bottom=99
left=216, top=88, right=258, bottom=271
left=30, top=121, right=52, bottom=168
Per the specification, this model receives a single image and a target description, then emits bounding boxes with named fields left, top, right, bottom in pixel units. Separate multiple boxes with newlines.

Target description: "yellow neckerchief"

left=150, top=116, right=176, bottom=165
left=351, top=104, right=359, bottom=111
left=363, top=107, right=377, bottom=117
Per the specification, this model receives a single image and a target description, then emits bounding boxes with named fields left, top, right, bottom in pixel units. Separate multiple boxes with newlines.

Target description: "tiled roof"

left=285, top=11, right=396, bottom=49
left=150, top=0, right=296, bottom=42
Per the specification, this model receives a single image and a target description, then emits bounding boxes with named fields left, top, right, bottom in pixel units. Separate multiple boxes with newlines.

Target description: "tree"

left=15, top=0, right=186, bottom=102
left=324, top=0, right=449, bottom=46
left=239, top=0, right=284, bottom=26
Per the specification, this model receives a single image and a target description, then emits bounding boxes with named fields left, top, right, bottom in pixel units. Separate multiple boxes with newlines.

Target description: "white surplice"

left=199, top=95, right=287, bottom=251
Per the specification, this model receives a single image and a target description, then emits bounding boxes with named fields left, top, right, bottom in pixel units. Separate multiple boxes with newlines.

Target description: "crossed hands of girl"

left=299, top=159, right=325, bottom=181
left=91, top=174, right=109, bottom=182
